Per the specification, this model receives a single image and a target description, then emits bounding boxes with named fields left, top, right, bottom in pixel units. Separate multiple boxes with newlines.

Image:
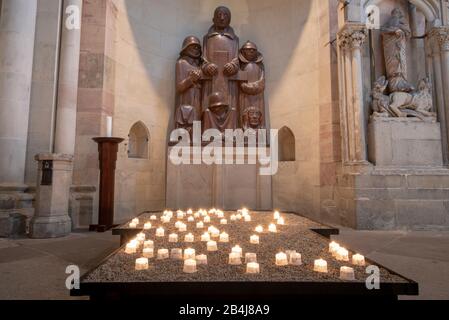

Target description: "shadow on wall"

left=123, top=0, right=313, bottom=137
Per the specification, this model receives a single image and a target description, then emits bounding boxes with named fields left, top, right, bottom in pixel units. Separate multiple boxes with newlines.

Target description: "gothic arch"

left=128, top=121, right=150, bottom=159
left=278, top=126, right=296, bottom=162
left=361, top=0, right=441, bottom=23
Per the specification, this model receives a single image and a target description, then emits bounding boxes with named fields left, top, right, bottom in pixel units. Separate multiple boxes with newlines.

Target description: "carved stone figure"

left=175, top=36, right=202, bottom=135
left=202, top=91, right=238, bottom=133
left=381, top=8, right=414, bottom=93
left=242, top=106, right=263, bottom=130
left=201, top=6, right=245, bottom=129
left=372, top=76, right=391, bottom=117
left=239, top=41, right=266, bottom=128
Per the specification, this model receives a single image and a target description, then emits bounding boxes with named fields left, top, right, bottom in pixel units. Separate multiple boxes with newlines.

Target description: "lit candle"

left=201, top=232, right=210, bottom=242
left=314, top=259, right=328, bottom=273
left=220, top=219, right=227, bottom=225
left=144, top=240, right=154, bottom=248
left=228, top=252, right=242, bottom=265
left=329, top=241, right=340, bottom=255
left=131, top=218, right=139, bottom=225
left=289, top=252, right=302, bottom=266
left=157, top=249, right=169, bottom=260
left=161, top=216, right=170, bottom=224
left=175, top=221, right=182, bottom=229
left=194, top=212, right=200, bottom=218
left=165, top=211, right=173, bottom=218
left=274, top=211, right=281, bottom=220
left=187, top=216, right=194, bottom=222
left=216, top=211, right=224, bottom=218
left=156, top=227, right=165, bottom=237
left=210, top=227, right=220, bottom=238
left=136, top=232, right=146, bottom=242
left=352, top=254, right=366, bottom=266
left=204, top=216, right=211, bottom=223
left=135, top=257, right=148, bottom=270
left=244, top=215, right=252, bottom=222
left=336, top=247, right=349, bottom=262
left=277, top=217, right=285, bottom=225
left=169, top=233, right=178, bottom=243
left=106, top=116, right=113, bottom=137
left=255, top=225, right=263, bottom=233
left=177, top=211, right=185, bottom=219
left=183, top=259, right=197, bottom=273
left=144, top=222, right=152, bottom=230
left=129, top=222, right=137, bottom=228
left=236, top=214, right=242, bottom=220
left=246, top=262, right=260, bottom=274
left=275, top=252, right=288, bottom=266
left=150, top=215, right=157, bottom=221
left=250, top=235, right=260, bottom=244
left=196, top=254, right=208, bottom=265
left=196, top=222, right=204, bottom=229
left=178, top=223, right=187, bottom=232
left=170, top=248, right=183, bottom=260
left=245, top=252, right=257, bottom=263
left=219, top=232, right=229, bottom=243
left=268, top=224, right=277, bottom=233
left=340, top=266, right=355, bottom=281
left=184, top=233, right=194, bottom=243
left=207, top=241, right=218, bottom=252
left=231, top=245, right=243, bottom=258
left=143, top=247, right=154, bottom=258
left=187, top=209, right=193, bottom=215
left=230, top=215, right=237, bottom=221
left=125, top=241, right=137, bottom=254
left=184, top=248, right=196, bottom=260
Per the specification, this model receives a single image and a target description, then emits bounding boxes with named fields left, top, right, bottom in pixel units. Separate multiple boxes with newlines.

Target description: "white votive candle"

left=228, top=252, right=242, bottom=265
left=232, top=245, right=243, bottom=258
left=135, top=257, right=149, bottom=270
left=245, top=252, right=257, bottom=263
left=207, top=241, right=218, bottom=252
left=289, top=252, right=302, bottom=266
left=250, top=235, right=260, bottom=244
left=201, top=232, right=211, bottom=242
left=187, top=216, right=195, bottom=222
left=170, top=248, right=183, bottom=260
left=255, top=225, right=263, bottom=233
left=244, top=215, right=252, bottom=222
left=274, top=211, right=281, bottom=220
left=136, top=232, right=145, bottom=241
left=196, top=222, right=204, bottom=229
left=157, top=249, right=169, bottom=260
left=184, top=248, right=196, bottom=260
left=352, top=254, right=366, bottom=266
left=161, top=216, right=170, bottom=224
left=216, top=211, right=224, bottom=218
left=156, top=227, right=165, bottom=237
left=144, top=240, right=154, bottom=248
left=132, top=218, right=139, bottom=225
left=129, top=222, right=137, bottom=228
left=194, top=212, right=200, bottom=218
left=219, top=232, right=229, bottom=243
left=268, top=224, right=277, bottom=233
left=340, top=266, right=355, bottom=281
left=220, top=219, right=228, bottom=225
left=314, top=259, right=328, bottom=273
left=187, top=209, right=193, bottom=215
left=150, top=215, right=157, bottom=221
left=177, top=211, right=185, bottom=219
left=246, top=262, right=260, bottom=274
left=230, top=215, right=237, bottom=221
left=143, top=247, right=154, bottom=258
left=236, top=214, right=242, bottom=220
left=144, top=222, right=152, bottom=230
left=277, top=217, right=285, bottom=225
left=204, top=216, right=211, bottom=223
left=329, top=241, right=340, bottom=254
left=178, top=223, right=187, bottom=232
left=183, top=259, right=197, bottom=273
left=169, top=233, right=178, bottom=243
left=196, top=254, right=208, bottom=265
left=125, top=242, right=137, bottom=254
left=184, top=233, right=194, bottom=243
left=336, top=247, right=349, bottom=261
left=276, top=252, right=288, bottom=266
left=210, top=228, right=220, bottom=238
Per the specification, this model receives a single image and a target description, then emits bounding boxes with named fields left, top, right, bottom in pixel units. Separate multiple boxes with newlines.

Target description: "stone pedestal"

left=29, top=154, right=73, bottom=238
left=166, top=147, right=273, bottom=210
left=368, top=118, right=444, bottom=167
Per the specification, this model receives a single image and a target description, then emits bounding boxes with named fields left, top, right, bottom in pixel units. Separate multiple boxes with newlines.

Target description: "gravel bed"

left=84, top=211, right=408, bottom=284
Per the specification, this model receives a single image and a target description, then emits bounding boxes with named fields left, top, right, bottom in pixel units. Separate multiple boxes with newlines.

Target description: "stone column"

left=337, top=24, right=369, bottom=167
left=0, top=0, right=37, bottom=185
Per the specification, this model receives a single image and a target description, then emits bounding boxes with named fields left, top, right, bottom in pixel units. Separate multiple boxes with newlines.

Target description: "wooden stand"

left=90, top=137, right=124, bottom=232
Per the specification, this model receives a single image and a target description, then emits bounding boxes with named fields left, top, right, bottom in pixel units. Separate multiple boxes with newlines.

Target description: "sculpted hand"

left=205, top=63, right=218, bottom=76
left=189, top=69, right=201, bottom=83
left=224, top=63, right=238, bottom=76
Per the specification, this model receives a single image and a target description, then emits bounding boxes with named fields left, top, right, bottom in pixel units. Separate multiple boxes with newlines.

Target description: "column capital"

left=428, top=26, right=449, bottom=52
left=337, top=23, right=368, bottom=50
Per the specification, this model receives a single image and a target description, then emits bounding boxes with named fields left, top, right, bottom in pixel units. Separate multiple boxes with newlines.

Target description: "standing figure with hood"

left=239, top=41, right=266, bottom=129
left=174, top=36, right=203, bottom=136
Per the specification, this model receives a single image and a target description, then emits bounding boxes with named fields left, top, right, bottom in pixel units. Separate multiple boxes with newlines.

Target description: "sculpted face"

left=213, top=7, right=231, bottom=30
left=185, top=44, right=201, bottom=59
left=242, top=48, right=258, bottom=62
left=247, top=108, right=262, bottom=128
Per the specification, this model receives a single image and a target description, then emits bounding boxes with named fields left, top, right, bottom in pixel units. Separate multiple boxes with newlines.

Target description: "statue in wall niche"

left=381, top=8, right=415, bottom=93
left=175, top=36, right=203, bottom=136
left=239, top=41, right=266, bottom=129
left=371, top=8, right=436, bottom=121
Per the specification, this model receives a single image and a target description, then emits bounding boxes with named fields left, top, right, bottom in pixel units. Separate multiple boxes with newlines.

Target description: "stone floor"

left=0, top=228, right=448, bottom=300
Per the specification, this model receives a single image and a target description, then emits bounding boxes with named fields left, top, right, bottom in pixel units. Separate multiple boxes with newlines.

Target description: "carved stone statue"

left=201, top=6, right=244, bottom=130
left=175, top=36, right=202, bottom=135
left=239, top=41, right=266, bottom=128
left=242, top=106, right=263, bottom=130
left=203, top=91, right=238, bottom=133
left=381, top=8, right=414, bottom=93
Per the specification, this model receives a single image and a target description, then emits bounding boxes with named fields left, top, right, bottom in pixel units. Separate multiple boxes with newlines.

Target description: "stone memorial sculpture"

left=239, top=41, right=266, bottom=129
left=175, top=36, right=202, bottom=135
left=371, top=8, right=436, bottom=121
left=242, top=106, right=263, bottom=131
left=202, top=91, right=238, bottom=133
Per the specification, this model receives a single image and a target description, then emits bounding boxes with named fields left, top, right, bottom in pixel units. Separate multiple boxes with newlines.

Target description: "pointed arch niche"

left=278, top=126, right=296, bottom=162
left=128, top=121, right=150, bottom=159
